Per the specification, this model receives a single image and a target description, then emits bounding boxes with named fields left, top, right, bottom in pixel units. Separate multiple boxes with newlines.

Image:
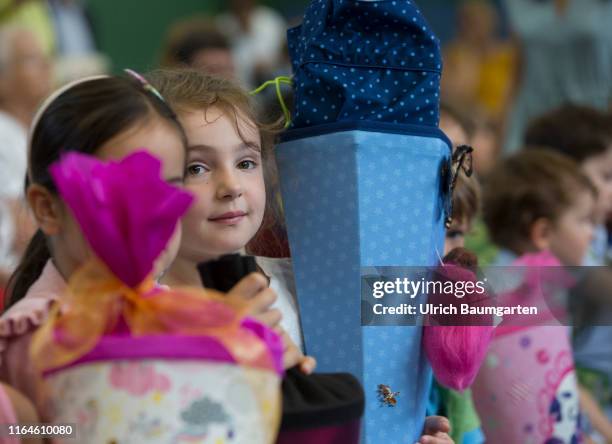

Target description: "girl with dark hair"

left=0, top=73, right=189, bottom=408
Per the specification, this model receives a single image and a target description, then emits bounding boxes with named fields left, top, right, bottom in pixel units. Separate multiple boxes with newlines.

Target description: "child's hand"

left=227, top=273, right=282, bottom=328
left=226, top=274, right=317, bottom=373
left=417, top=416, right=453, bottom=444
left=278, top=328, right=316, bottom=374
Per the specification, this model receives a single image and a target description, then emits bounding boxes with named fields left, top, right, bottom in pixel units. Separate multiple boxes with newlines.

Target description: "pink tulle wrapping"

left=49, top=151, right=194, bottom=287
left=422, top=262, right=493, bottom=391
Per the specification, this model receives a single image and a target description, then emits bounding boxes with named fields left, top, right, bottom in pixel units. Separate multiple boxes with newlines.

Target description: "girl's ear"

left=26, top=184, right=62, bottom=236
left=530, top=217, right=552, bottom=252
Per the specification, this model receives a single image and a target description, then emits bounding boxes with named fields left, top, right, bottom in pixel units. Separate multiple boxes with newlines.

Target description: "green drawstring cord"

left=250, top=76, right=293, bottom=128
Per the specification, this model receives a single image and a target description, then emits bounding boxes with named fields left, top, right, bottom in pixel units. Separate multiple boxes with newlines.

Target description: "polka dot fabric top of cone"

left=288, top=0, right=442, bottom=129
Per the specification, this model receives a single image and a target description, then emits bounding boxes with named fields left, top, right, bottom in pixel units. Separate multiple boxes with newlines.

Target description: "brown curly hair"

left=483, top=149, right=596, bottom=255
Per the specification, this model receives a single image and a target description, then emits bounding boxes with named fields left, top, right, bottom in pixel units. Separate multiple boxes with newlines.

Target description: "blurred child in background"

left=216, top=0, right=287, bottom=88
left=525, top=104, right=612, bottom=442
left=439, top=102, right=499, bottom=266
left=160, top=17, right=235, bottom=79
left=0, top=26, right=51, bottom=290
left=474, top=149, right=597, bottom=443
left=524, top=104, right=612, bottom=266
left=428, top=171, right=487, bottom=444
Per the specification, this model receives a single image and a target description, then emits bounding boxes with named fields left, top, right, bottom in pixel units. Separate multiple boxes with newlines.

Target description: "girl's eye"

left=446, top=230, right=464, bottom=240
left=237, top=160, right=257, bottom=170
left=187, top=163, right=208, bottom=177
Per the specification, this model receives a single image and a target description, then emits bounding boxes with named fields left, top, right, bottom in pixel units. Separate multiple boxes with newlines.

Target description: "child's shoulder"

left=255, top=256, right=293, bottom=277
left=255, top=256, right=296, bottom=297
left=0, top=260, right=65, bottom=342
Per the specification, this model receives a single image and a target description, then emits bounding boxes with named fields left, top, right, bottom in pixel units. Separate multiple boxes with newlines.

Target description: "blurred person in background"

left=524, top=104, right=612, bottom=266
left=439, top=102, right=474, bottom=152
left=524, top=105, right=612, bottom=443
left=160, top=17, right=235, bottom=79
left=439, top=102, right=500, bottom=267
left=2, top=0, right=107, bottom=82
left=439, top=102, right=500, bottom=183
left=47, top=0, right=108, bottom=82
left=0, top=0, right=55, bottom=56
left=0, top=26, right=51, bottom=292
left=475, top=149, right=598, bottom=443
left=441, top=0, right=517, bottom=127
left=427, top=149, right=486, bottom=444
left=47, top=0, right=96, bottom=57
left=502, top=0, right=612, bottom=152
left=217, top=0, right=287, bottom=88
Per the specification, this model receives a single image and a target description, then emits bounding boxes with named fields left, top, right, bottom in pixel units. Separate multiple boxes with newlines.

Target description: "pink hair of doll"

left=422, top=248, right=493, bottom=391
left=423, top=324, right=492, bottom=391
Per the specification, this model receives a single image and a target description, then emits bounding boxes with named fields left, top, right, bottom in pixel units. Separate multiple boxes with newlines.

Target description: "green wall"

left=86, top=0, right=308, bottom=73
left=85, top=0, right=493, bottom=72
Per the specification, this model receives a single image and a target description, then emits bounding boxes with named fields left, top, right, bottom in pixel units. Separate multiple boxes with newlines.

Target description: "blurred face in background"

left=0, top=29, right=52, bottom=111
left=444, top=217, right=471, bottom=255
left=439, top=111, right=468, bottom=148
left=457, top=1, right=497, bottom=44
left=581, top=147, right=612, bottom=224
left=439, top=109, right=499, bottom=179
left=229, top=0, right=256, bottom=30
left=547, top=190, right=596, bottom=266
left=471, top=123, right=498, bottom=178
left=191, top=48, right=236, bottom=79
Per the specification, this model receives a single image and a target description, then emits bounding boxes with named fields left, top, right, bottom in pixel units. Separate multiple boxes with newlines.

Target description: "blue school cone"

left=275, top=1, right=452, bottom=442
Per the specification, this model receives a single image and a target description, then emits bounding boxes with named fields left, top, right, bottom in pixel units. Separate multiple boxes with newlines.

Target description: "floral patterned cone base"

left=46, top=352, right=280, bottom=444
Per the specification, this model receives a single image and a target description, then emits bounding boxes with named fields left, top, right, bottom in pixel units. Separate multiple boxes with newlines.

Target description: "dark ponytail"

left=4, top=75, right=186, bottom=311
left=5, top=230, right=50, bottom=308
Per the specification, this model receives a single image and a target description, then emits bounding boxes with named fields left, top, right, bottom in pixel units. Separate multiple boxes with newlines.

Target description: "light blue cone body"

left=277, top=121, right=451, bottom=443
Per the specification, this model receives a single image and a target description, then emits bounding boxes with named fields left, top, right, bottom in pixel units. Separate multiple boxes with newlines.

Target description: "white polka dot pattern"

left=287, top=0, right=442, bottom=129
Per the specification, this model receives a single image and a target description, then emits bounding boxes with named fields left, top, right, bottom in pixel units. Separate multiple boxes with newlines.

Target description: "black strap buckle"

left=444, top=144, right=474, bottom=229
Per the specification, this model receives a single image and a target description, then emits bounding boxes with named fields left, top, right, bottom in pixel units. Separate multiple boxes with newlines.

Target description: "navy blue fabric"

left=288, top=0, right=443, bottom=129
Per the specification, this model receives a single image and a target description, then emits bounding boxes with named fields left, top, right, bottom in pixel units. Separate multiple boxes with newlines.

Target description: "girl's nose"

left=216, top=170, right=243, bottom=200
